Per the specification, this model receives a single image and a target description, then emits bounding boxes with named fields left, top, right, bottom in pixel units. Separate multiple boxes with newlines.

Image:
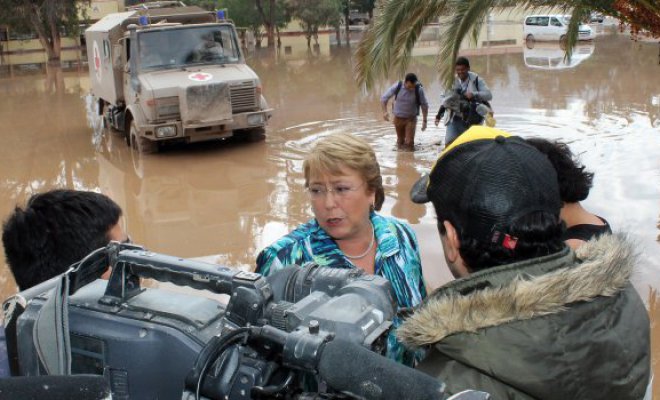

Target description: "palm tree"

left=355, top=0, right=660, bottom=88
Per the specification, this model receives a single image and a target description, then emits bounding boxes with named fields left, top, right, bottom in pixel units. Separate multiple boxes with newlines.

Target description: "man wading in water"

left=381, top=73, right=429, bottom=151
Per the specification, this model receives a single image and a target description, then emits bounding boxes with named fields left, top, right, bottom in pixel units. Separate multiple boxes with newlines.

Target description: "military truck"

left=85, top=6, right=272, bottom=153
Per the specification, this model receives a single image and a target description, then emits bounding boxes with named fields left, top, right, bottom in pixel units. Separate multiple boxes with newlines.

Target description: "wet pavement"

left=1, top=28, right=659, bottom=387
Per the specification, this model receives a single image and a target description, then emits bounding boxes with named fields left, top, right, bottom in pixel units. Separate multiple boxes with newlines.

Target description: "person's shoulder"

left=256, top=219, right=318, bottom=274
left=373, top=214, right=418, bottom=240
left=263, top=219, right=318, bottom=252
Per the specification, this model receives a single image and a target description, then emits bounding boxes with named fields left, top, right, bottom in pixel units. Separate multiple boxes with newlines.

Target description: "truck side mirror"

left=113, top=44, right=123, bottom=69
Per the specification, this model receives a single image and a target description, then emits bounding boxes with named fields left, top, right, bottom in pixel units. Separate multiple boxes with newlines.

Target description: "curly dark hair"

left=526, top=138, right=594, bottom=203
left=440, top=210, right=565, bottom=272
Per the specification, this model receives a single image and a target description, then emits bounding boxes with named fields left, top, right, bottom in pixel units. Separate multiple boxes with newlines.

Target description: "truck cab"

left=86, top=6, right=272, bottom=153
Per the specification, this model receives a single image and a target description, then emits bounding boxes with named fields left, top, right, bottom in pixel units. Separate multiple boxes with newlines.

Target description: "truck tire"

left=130, top=121, right=158, bottom=154
left=243, top=127, right=266, bottom=142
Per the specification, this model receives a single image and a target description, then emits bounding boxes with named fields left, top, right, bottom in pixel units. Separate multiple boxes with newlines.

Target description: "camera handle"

left=100, top=243, right=251, bottom=306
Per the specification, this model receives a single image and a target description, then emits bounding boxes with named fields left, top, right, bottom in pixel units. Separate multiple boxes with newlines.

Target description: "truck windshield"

left=138, top=25, right=240, bottom=70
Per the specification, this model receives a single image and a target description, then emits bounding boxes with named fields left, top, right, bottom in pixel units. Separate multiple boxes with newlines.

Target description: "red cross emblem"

left=92, top=41, right=102, bottom=81
left=188, top=72, right=212, bottom=82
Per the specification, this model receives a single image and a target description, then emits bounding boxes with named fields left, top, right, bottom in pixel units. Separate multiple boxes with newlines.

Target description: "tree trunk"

left=255, top=0, right=276, bottom=48
left=267, top=0, right=275, bottom=48
left=253, top=27, right=263, bottom=48
left=49, top=16, right=62, bottom=64
left=29, top=4, right=61, bottom=64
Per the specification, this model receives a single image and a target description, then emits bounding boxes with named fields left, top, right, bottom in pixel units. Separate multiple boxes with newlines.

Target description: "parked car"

left=590, top=12, right=605, bottom=23
left=349, top=9, right=370, bottom=25
left=524, top=15, right=594, bottom=41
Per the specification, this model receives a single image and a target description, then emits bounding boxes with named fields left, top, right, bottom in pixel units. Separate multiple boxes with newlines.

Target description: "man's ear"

left=442, top=220, right=461, bottom=264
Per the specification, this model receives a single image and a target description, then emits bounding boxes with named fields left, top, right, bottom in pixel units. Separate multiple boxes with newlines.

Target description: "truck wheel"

left=124, top=121, right=131, bottom=146
left=130, top=121, right=158, bottom=154
left=244, top=127, right=266, bottom=142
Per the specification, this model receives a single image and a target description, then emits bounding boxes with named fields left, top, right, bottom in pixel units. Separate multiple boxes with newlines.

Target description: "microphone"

left=318, top=339, right=447, bottom=400
left=0, top=375, right=110, bottom=400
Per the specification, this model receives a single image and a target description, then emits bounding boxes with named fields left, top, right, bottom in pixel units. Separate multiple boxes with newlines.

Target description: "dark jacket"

left=398, top=234, right=650, bottom=399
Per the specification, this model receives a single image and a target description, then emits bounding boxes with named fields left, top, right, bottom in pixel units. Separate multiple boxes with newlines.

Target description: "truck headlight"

left=247, top=113, right=264, bottom=126
left=155, top=125, right=177, bottom=138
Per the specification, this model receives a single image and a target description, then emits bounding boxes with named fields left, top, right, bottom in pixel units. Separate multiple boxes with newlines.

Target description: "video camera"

left=3, top=242, right=451, bottom=400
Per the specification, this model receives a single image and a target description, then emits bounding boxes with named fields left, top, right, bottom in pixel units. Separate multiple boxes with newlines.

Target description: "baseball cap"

left=410, top=126, right=561, bottom=244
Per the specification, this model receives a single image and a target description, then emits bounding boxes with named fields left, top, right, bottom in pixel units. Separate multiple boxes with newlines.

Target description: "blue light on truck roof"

left=216, top=10, right=225, bottom=20
left=138, top=15, right=148, bottom=26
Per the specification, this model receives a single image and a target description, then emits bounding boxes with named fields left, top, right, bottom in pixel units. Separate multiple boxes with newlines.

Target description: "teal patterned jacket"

left=255, top=212, right=427, bottom=366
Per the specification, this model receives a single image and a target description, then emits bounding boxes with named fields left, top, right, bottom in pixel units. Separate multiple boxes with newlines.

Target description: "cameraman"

left=405, top=127, right=650, bottom=398
left=1, top=189, right=126, bottom=377
left=435, top=57, right=492, bottom=146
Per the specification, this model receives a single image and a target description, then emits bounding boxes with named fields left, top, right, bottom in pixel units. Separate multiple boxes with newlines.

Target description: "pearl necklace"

left=343, top=222, right=375, bottom=260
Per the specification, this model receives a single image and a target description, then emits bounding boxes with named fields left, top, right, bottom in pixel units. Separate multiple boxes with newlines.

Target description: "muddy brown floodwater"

left=1, top=29, right=659, bottom=389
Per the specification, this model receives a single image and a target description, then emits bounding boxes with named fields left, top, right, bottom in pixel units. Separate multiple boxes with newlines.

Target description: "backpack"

left=474, top=76, right=493, bottom=115
left=394, top=80, right=422, bottom=116
left=461, top=76, right=492, bottom=126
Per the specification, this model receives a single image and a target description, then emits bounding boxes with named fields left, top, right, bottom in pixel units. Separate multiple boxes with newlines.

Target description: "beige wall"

left=4, top=38, right=80, bottom=53
left=81, top=0, right=125, bottom=22
left=1, top=1, right=124, bottom=63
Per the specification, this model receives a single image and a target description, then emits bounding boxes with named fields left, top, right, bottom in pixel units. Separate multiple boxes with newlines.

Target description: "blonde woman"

left=256, top=133, right=426, bottom=366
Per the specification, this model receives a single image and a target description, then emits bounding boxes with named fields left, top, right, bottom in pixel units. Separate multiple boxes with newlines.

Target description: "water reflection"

left=523, top=41, right=595, bottom=70
left=94, top=132, right=274, bottom=269
left=389, top=151, right=426, bottom=225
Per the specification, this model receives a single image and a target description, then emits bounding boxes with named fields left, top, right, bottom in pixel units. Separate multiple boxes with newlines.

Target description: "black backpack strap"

left=415, top=83, right=422, bottom=115
left=394, top=80, right=402, bottom=100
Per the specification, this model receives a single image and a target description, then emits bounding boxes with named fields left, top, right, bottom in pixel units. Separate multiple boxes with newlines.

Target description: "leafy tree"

left=353, top=0, right=376, bottom=17
left=355, top=0, right=660, bottom=88
left=289, top=0, right=342, bottom=47
left=217, top=0, right=264, bottom=45
left=0, top=0, right=90, bottom=65
left=184, top=0, right=223, bottom=10
left=256, top=0, right=292, bottom=48
left=217, top=0, right=289, bottom=47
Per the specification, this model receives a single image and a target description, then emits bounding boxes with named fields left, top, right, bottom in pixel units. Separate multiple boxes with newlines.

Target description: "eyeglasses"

left=307, top=183, right=365, bottom=200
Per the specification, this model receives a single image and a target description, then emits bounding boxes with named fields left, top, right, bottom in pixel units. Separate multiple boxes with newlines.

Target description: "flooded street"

left=1, top=27, right=659, bottom=388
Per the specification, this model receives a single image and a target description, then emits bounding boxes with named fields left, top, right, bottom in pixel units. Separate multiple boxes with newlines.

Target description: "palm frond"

left=564, top=6, right=590, bottom=60
left=355, top=0, right=421, bottom=88
left=356, top=0, right=452, bottom=89
left=635, top=0, right=660, bottom=14
left=355, top=0, right=637, bottom=91
left=437, top=0, right=498, bottom=86
left=390, top=0, right=450, bottom=79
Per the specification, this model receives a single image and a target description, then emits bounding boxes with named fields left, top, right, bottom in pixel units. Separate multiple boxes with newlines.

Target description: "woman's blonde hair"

left=303, top=133, right=385, bottom=210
